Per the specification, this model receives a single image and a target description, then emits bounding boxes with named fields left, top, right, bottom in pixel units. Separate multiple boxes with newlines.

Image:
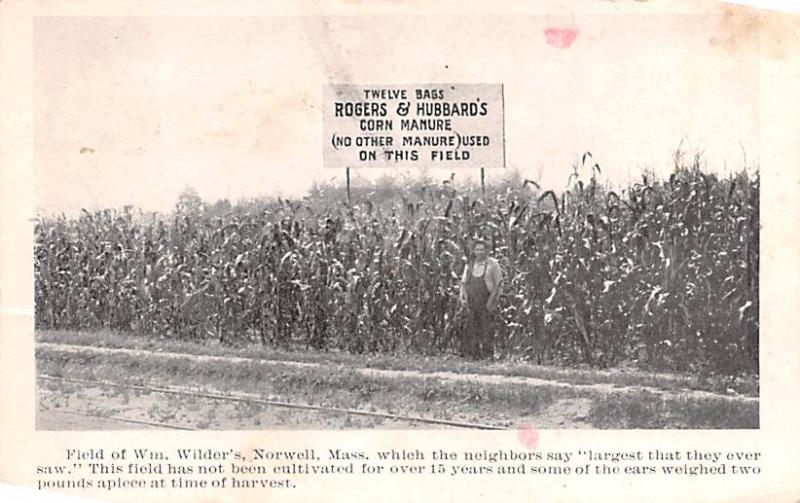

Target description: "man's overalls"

left=463, top=261, right=493, bottom=359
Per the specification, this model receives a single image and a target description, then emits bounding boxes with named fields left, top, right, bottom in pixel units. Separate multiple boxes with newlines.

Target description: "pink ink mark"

left=544, top=28, right=578, bottom=49
left=517, top=423, right=539, bottom=450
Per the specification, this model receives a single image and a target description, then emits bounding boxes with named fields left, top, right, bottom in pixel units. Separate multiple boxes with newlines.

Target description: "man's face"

left=474, top=243, right=488, bottom=261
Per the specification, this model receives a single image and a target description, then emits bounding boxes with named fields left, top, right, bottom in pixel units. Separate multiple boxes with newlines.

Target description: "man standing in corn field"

left=459, top=239, right=503, bottom=359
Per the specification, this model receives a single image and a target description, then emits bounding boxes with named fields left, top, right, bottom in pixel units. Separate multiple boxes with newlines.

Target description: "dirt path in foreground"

left=38, top=410, right=165, bottom=430
left=37, top=342, right=757, bottom=404
left=37, top=380, right=439, bottom=430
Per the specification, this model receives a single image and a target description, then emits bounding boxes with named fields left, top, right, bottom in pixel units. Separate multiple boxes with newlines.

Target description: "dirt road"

left=37, top=378, right=440, bottom=430
left=38, top=342, right=758, bottom=405
left=35, top=339, right=759, bottom=430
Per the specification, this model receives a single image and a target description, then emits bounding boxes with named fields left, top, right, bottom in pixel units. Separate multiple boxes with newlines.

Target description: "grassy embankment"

left=37, top=330, right=759, bottom=429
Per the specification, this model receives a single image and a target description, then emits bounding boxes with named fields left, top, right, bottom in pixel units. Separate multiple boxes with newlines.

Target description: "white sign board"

left=323, top=84, right=505, bottom=169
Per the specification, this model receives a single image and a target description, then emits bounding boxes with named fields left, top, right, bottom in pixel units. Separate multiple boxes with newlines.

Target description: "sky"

left=34, top=10, right=760, bottom=214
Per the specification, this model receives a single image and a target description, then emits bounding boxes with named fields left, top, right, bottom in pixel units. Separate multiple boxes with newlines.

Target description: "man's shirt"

left=461, top=257, right=503, bottom=294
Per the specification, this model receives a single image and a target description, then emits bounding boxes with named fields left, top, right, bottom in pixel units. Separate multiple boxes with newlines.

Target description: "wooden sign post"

left=346, top=166, right=351, bottom=205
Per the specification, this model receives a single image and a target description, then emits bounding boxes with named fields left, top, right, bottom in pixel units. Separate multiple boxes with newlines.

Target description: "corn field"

left=34, top=161, right=759, bottom=376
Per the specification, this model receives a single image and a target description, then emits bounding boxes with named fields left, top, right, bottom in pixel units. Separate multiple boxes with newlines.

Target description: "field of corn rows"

left=34, top=161, right=759, bottom=377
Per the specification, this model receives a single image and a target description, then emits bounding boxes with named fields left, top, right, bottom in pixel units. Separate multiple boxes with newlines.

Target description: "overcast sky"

left=34, top=12, right=759, bottom=214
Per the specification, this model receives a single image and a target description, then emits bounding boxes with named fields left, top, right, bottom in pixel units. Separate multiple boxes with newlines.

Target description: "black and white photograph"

left=32, top=10, right=762, bottom=432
